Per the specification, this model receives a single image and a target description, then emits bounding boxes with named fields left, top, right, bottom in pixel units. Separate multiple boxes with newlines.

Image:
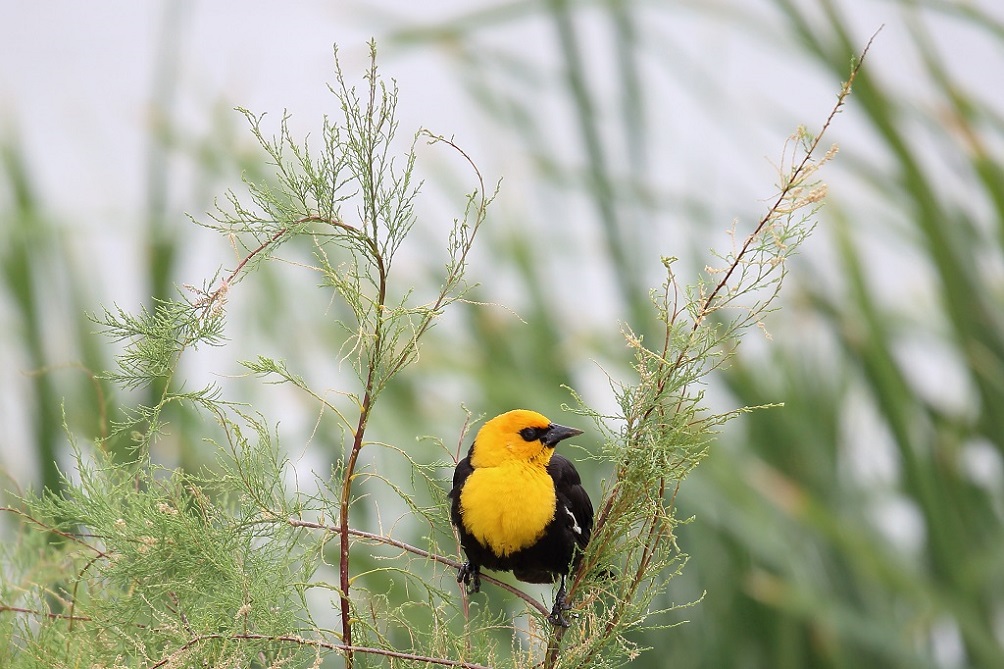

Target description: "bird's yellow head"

left=469, top=409, right=583, bottom=469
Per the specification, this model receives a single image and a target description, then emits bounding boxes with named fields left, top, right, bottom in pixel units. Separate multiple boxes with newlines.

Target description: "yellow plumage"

left=459, top=410, right=558, bottom=555
left=459, top=460, right=556, bottom=555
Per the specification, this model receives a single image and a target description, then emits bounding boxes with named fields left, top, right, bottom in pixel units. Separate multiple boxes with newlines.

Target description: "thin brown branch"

left=0, top=605, right=92, bottom=623
left=5, top=602, right=498, bottom=669
left=339, top=392, right=374, bottom=664
left=339, top=643, right=493, bottom=669
left=207, top=225, right=288, bottom=308
left=691, top=29, right=877, bottom=336
left=202, top=213, right=359, bottom=315
left=337, top=224, right=388, bottom=668
left=288, top=518, right=551, bottom=617
left=149, top=632, right=493, bottom=669
left=0, top=507, right=106, bottom=557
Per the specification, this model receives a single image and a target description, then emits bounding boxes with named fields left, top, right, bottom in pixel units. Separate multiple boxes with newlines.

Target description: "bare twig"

left=149, top=632, right=494, bottom=669
left=0, top=605, right=92, bottom=623
left=288, top=518, right=550, bottom=617
left=691, top=30, right=878, bottom=335
left=0, top=507, right=106, bottom=557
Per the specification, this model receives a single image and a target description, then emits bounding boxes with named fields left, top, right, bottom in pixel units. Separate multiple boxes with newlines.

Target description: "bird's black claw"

left=548, top=612, right=571, bottom=628
left=548, top=579, right=573, bottom=627
left=548, top=597, right=572, bottom=628
left=457, top=561, right=481, bottom=594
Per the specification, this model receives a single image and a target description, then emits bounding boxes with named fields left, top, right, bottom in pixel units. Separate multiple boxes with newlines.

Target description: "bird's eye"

left=519, top=427, right=541, bottom=442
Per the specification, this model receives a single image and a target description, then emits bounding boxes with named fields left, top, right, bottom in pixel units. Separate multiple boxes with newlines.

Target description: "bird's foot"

left=457, top=561, right=481, bottom=594
left=548, top=577, right=572, bottom=627
left=548, top=597, right=572, bottom=628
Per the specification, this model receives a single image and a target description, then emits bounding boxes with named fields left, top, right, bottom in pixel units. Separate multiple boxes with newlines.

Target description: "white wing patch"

left=563, top=505, right=582, bottom=535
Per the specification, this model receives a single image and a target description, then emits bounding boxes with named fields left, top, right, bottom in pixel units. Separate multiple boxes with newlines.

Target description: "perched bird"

left=449, top=409, right=593, bottom=626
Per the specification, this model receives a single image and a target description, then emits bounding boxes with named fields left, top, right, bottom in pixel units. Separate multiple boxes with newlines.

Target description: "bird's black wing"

left=449, top=456, right=474, bottom=524
left=450, top=454, right=488, bottom=591
left=547, top=454, right=594, bottom=550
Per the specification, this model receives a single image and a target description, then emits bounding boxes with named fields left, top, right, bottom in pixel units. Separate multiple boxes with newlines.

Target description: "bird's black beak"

left=542, top=423, right=583, bottom=448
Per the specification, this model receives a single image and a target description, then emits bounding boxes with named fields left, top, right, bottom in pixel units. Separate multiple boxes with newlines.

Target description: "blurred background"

left=2, top=1, right=1004, bottom=667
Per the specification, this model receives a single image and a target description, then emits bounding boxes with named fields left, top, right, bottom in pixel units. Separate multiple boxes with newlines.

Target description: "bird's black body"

left=449, top=412, right=594, bottom=626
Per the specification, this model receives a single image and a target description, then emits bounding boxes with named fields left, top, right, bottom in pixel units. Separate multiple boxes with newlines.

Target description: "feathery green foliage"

left=1, top=41, right=494, bottom=668
left=2, top=428, right=309, bottom=668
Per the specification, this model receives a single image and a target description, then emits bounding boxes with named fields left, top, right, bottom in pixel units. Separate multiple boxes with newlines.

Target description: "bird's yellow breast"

left=460, top=461, right=556, bottom=556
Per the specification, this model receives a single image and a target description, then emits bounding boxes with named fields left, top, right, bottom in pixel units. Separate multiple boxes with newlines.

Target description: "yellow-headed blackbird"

left=449, top=409, right=593, bottom=626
